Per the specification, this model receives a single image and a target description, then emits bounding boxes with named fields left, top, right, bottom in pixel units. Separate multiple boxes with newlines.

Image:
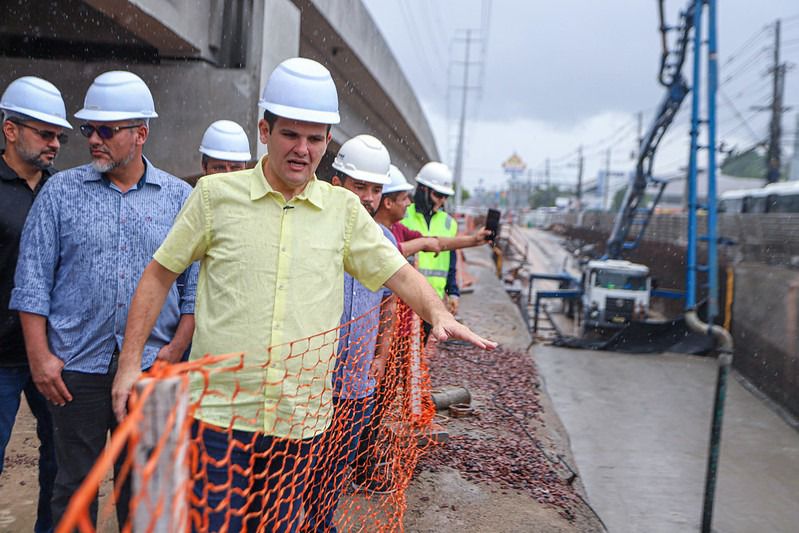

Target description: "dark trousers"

left=302, top=396, right=374, bottom=533
left=191, top=420, right=318, bottom=533
left=48, top=357, right=131, bottom=529
left=353, top=384, right=389, bottom=484
left=0, top=366, right=56, bottom=533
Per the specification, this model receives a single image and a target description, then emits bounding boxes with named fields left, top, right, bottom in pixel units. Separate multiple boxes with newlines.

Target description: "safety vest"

left=401, top=203, right=458, bottom=298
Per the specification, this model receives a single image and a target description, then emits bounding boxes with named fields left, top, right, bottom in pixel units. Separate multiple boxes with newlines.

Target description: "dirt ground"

left=1, top=245, right=603, bottom=532
left=0, top=398, right=40, bottom=532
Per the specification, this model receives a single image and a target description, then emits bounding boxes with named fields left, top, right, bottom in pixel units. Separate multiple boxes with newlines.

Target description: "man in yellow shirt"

left=112, top=58, right=495, bottom=532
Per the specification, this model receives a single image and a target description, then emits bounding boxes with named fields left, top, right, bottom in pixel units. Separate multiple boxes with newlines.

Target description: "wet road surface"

left=518, top=226, right=799, bottom=532
left=534, top=346, right=799, bottom=532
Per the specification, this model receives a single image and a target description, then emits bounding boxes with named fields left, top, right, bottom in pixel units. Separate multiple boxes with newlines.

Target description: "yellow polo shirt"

left=153, top=156, right=406, bottom=439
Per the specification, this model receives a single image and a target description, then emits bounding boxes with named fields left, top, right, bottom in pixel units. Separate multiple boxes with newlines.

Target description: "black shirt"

left=0, top=150, right=54, bottom=366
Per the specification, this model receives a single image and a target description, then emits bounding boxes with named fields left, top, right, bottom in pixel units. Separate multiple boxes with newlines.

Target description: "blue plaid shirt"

left=10, top=158, right=198, bottom=374
left=333, top=225, right=396, bottom=399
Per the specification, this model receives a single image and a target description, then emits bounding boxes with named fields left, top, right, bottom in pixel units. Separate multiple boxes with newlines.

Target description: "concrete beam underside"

left=83, top=0, right=213, bottom=56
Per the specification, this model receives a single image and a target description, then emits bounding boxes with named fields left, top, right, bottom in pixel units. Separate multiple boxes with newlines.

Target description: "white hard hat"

left=258, top=57, right=340, bottom=125
left=199, top=120, right=252, bottom=162
left=74, top=71, right=158, bottom=121
left=332, top=134, right=391, bottom=185
left=383, top=164, right=414, bottom=194
left=415, top=162, right=455, bottom=196
left=0, top=76, right=72, bottom=129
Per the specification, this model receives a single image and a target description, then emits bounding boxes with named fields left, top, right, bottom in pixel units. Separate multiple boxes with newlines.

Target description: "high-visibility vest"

left=401, top=203, right=458, bottom=298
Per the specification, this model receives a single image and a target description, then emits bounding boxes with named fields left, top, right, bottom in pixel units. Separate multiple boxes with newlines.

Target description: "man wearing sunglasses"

left=0, top=75, right=71, bottom=533
left=10, top=71, right=198, bottom=529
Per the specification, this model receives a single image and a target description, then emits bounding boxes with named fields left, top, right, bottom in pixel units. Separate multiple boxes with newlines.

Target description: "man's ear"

left=258, top=118, right=270, bottom=145
left=3, top=121, right=19, bottom=143
left=331, top=175, right=343, bottom=186
left=136, top=124, right=149, bottom=145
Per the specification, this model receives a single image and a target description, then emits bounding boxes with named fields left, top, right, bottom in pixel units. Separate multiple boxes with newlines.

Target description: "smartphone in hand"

left=485, top=208, right=501, bottom=243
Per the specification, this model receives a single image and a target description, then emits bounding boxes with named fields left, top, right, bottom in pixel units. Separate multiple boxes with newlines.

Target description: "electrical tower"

left=448, top=1, right=491, bottom=210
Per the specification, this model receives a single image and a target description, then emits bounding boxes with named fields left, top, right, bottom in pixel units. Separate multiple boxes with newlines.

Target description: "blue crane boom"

left=605, top=0, right=696, bottom=259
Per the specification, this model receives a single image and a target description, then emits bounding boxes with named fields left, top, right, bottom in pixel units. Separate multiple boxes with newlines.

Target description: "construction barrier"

left=57, top=300, right=436, bottom=532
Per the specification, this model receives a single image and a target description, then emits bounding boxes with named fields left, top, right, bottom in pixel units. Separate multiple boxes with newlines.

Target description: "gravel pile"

left=418, top=341, right=583, bottom=521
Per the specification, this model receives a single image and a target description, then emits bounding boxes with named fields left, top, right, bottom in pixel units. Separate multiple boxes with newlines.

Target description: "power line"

left=726, top=76, right=772, bottom=101
left=721, top=25, right=770, bottom=69
left=413, top=0, right=449, bottom=70
left=398, top=1, right=445, bottom=96
left=719, top=109, right=767, bottom=141
left=720, top=46, right=770, bottom=87
left=718, top=87, right=764, bottom=144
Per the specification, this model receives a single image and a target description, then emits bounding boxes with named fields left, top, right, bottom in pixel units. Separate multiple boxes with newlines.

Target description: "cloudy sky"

left=362, top=0, right=799, bottom=192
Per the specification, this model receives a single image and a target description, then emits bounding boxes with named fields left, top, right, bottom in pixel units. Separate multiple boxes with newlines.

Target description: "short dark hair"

left=379, top=190, right=405, bottom=210
left=201, top=153, right=210, bottom=168
left=262, top=109, right=332, bottom=134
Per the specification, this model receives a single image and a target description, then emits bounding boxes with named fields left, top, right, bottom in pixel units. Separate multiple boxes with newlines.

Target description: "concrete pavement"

left=534, top=345, right=799, bottom=532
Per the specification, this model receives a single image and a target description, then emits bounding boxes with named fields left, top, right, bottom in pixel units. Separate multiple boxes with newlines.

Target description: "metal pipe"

left=685, top=309, right=733, bottom=533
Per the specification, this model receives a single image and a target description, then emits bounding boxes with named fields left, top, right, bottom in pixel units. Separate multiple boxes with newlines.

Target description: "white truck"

left=581, top=259, right=650, bottom=329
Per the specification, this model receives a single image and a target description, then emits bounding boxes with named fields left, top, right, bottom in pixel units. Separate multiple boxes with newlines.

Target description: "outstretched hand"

left=430, top=314, right=497, bottom=350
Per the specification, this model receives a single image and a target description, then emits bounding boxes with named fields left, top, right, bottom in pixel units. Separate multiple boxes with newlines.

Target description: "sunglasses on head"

left=11, top=121, right=68, bottom=144
left=79, top=123, right=140, bottom=140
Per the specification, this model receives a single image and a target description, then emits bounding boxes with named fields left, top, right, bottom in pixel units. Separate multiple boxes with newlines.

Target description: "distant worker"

left=303, top=133, right=395, bottom=531
left=199, top=119, right=251, bottom=175
left=0, top=75, right=72, bottom=533
left=401, top=162, right=488, bottom=317
left=383, top=164, right=490, bottom=258
left=11, top=71, right=198, bottom=528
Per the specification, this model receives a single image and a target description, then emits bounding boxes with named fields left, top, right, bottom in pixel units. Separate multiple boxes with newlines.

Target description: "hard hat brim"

left=259, top=101, right=340, bottom=125
left=382, top=182, right=414, bottom=194
left=74, top=108, right=158, bottom=121
left=198, top=147, right=252, bottom=162
left=333, top=165, right=391, bottom=185
left=1, top=104, right=73, bottom=129
left=415, top=176, right=454, bottom=197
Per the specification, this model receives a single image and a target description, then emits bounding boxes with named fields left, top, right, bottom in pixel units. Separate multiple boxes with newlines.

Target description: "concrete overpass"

left=0, top=0, right=438, bottom=180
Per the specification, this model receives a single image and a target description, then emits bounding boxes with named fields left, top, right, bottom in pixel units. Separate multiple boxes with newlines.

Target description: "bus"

left=718, top=181, right=799, bottom=214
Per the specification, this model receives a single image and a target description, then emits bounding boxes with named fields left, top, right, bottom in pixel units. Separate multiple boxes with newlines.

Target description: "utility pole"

left=545, top=158, right=550, bottom=188
left=791, top=113, right=799, bottom=181
left=604, top=148, right=611, bottom=210
left=766, top=19, right=786, bottom=183
left=636, top=111, right=644, bottom=159
left=576, top=146, right=584, bottom=209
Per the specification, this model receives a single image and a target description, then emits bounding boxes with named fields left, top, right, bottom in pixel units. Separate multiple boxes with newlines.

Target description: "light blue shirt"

left=333, top=225, right=396, bottom=399
left=10, top=158, right=198, bottom=374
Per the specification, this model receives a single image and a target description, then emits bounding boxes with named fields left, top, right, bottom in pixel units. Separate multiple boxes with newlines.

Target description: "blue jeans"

left=302, top=395, right=374, bottom=533
left=191, top=420, right=318, bottom=533
left=0, top=366, right=56, bottom=533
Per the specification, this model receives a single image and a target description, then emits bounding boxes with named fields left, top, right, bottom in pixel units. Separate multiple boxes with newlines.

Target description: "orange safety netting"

left=57, top=300, right=437, bottom=532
